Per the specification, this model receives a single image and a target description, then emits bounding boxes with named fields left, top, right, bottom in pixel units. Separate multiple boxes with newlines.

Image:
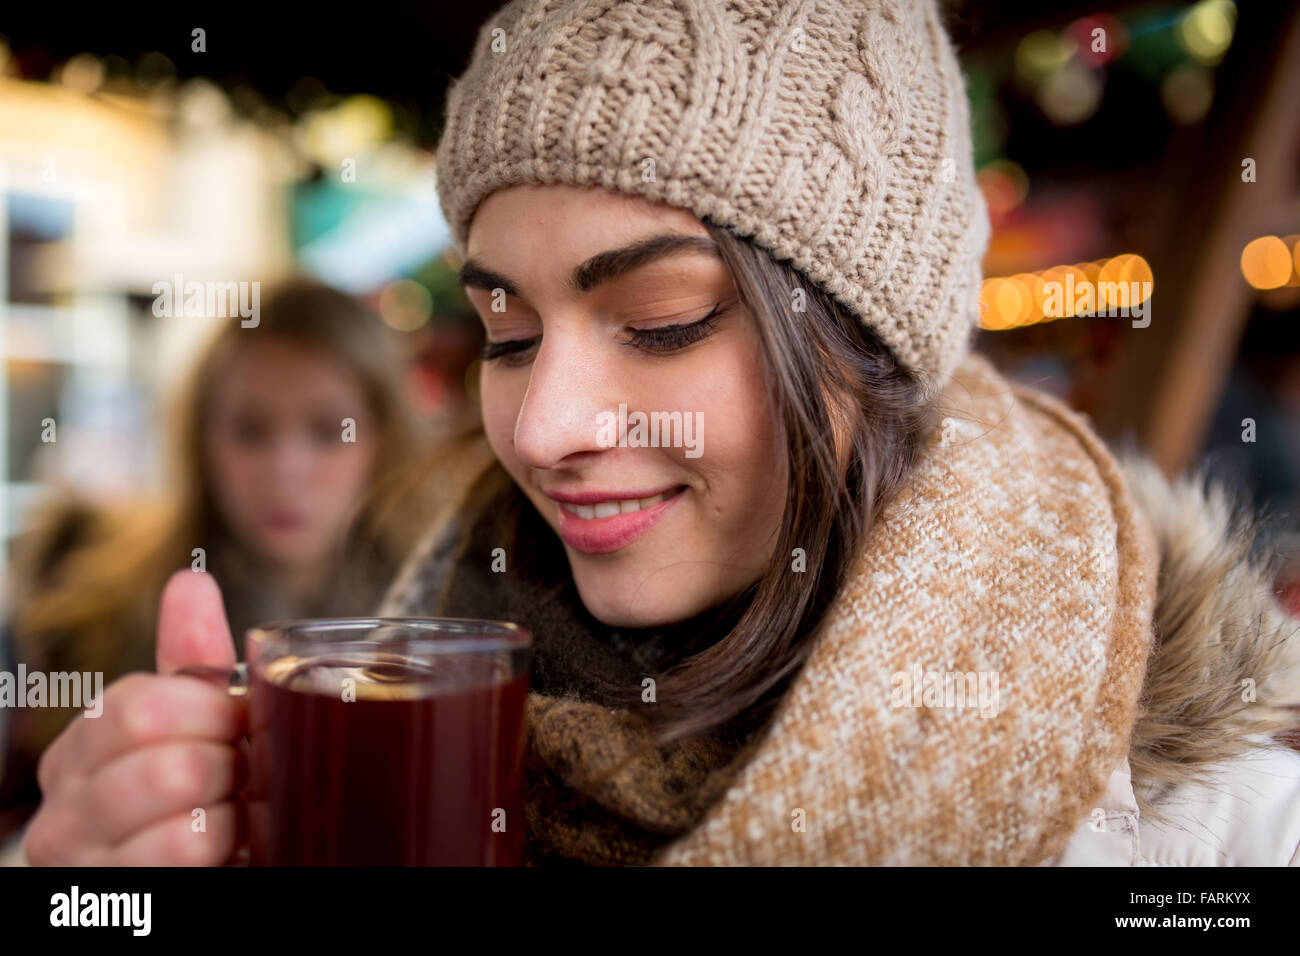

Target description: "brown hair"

left=589, top=221, right=939, bottom=751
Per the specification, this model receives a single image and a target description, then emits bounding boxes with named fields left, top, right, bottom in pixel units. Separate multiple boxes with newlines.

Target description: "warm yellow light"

left=1126, top=255, right=1154, bottom=301
left=981, top=277, right=1034, bottom=330
left=1079, top=261, right=1103, bottom=289
left=1007, top=275, right=1037, bottom=327
left=1015, top=30, right=1074, bottom=85
left=1178, top=0, right=1236, bottom=65
left=982, top=254, right=1157, bottom=327
left=1282, top=235, right=1300, bottom=288
left=1036, top=266, right=1066, bottom=320
left=980, top=279, right=1008, bottom=330
left=1241, top=236, right=1292, bottom=290
left=1054, top=265, right=1090, bottom=318
left=337, top=94, right=393, bottom=147
left=1096, top=256, right=1122, bottom=311
left=1096, top=253, right=1154, bottom=309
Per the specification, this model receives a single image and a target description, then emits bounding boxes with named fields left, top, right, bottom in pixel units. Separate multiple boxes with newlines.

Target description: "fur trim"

left=1118, top=452, right=1300, bottom=822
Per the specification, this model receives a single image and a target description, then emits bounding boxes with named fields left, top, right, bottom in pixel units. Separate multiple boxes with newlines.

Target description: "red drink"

left=245, top=649, right=529, bottom=866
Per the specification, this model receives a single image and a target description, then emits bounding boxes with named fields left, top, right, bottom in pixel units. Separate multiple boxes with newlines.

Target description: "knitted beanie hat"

left=435, top=0, right=991, bottom=395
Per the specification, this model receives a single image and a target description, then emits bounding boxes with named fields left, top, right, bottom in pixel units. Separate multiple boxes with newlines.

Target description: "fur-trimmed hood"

left=1116, top=452, right=1300, bottom=820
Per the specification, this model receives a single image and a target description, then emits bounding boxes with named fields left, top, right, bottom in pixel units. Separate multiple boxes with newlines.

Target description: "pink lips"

left=263, top=511, right=308, bottom=532
left=549, top=486, right=686, bottom=555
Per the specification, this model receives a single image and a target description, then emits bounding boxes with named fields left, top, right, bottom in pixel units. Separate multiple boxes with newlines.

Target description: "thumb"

left=156, top=569, right=238, bottom=675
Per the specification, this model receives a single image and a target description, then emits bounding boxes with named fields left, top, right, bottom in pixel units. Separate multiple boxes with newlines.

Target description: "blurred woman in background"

left=0, top=277, right=439, bottom=842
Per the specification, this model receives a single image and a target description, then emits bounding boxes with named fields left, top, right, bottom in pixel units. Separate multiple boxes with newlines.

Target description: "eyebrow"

left=457, top=232, right=721, bottom=299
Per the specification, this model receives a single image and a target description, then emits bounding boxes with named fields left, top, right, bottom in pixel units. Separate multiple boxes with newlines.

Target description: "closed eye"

left=623, top=303, right=722, bottom=353
left=480, top=336, right=540, bottom=363
left=479, top=302, right=725, bottom=365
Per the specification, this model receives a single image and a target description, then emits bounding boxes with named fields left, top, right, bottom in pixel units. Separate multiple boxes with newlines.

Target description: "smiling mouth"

left=552, top=486, right=687, bottom=555
left=558, top=487, right=683, bottom=520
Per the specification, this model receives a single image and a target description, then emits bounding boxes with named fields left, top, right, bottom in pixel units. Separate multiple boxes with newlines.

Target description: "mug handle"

left=173, top=664, right=255, bottom=867
left=174, top=663, right=250, bottom=697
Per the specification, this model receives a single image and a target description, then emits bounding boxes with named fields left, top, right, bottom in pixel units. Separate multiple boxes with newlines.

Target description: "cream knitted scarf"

left=378, top=352, right=1159, bottom=865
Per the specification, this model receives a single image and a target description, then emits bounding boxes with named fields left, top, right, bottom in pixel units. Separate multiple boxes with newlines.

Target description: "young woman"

left=19, top=0, right=1300, bottom=866
left=1, top=277, right=437, bottom=850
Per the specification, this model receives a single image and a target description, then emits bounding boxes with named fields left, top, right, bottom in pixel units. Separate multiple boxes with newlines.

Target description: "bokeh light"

left=1178, top=0, right=1237, bottom=66
left=1015, top=30, right=1075, bottom=86
left=1161, top=63, right=1214, bottom=124
left=1241, top=236, right=1293, bottom=290
left=980, top=254, right=1154, bottom=329
left=59, top=53, right=105, bottom=93
left=1037, top=61, right=1103, bottom=125
left=976, top=159, right=1030, bottom=218
left=377, top=278, right=433, bottom=331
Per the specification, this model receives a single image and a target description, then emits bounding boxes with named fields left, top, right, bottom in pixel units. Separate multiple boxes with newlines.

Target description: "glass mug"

left=179, top=618, right=532, bottom=866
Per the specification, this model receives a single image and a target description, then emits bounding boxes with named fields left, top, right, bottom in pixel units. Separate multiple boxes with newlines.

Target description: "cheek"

left=207, top=442, right=258, bottom=507
left=668, top=334, right=780, bottom=480
left=684, top=340, right=787, bottom=545
left=320, top=444, right=377, bottom=503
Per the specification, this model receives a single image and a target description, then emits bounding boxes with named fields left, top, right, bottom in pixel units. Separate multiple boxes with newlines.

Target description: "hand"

left=24, top=570, right=247, bottom=865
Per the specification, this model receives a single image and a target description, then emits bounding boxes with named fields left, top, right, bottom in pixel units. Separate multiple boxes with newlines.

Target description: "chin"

left=255, top=538, right=319, bottom=569
left=570, top=562, right=719, bottom=629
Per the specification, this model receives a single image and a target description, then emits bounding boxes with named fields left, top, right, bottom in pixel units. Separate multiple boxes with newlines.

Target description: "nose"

left=266, top=431, right=316, bottom=487
left=512, top=327, right=616, bottom=471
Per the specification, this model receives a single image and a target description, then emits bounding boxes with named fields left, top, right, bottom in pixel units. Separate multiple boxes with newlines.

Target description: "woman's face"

left=463, top=183, right=787, bottom=627
left=205, top=338, right=378, bottom=572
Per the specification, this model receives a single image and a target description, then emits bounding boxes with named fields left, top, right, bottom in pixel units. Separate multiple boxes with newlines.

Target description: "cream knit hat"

left=435, top=0, right=991, bottom=395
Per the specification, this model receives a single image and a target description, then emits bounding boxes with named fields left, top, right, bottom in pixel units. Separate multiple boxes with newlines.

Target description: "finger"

left=42, top=673, right=245, bottom=789
left=156, top=569, right=237, bottom=675
left=23, top=794, right=108, bottom=867
left=36, top=724, right=80, bottom=798
left=37, top=673, right=160, bottom=794
left=110, top=803, right=241, bottom=866
left=86, top=741, right=243, bottom=847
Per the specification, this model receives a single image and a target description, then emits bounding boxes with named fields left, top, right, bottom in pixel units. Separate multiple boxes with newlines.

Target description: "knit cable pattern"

left=434, top=0, right=991, bottom=396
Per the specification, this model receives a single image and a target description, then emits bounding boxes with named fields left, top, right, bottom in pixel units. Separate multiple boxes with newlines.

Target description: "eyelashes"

left=479, top=336, right=538, bottom=363
left=480, top=303, right=723, bottom=365
left=625, top=302, right=722, bottom=352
